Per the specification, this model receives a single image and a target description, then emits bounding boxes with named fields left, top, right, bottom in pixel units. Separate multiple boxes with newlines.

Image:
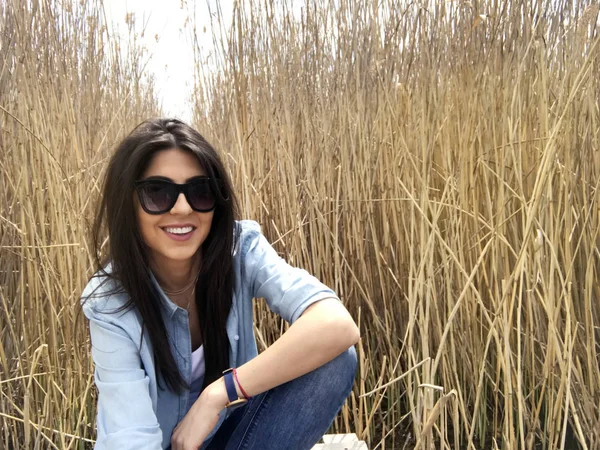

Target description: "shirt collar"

left=148, top=269, right=180, bottom=318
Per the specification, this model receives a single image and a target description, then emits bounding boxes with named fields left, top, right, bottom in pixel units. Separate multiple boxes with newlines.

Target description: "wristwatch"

left=223, top=368, right=248, bottom=410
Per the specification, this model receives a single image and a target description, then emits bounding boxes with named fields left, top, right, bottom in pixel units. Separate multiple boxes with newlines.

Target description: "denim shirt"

left=81, top=220, right=339, bottom=449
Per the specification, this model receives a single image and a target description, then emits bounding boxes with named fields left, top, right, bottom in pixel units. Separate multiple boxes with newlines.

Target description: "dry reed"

left=191, top=1, right=600, bottom=449
left=0, top=0, right=158, bottom=447
left=1, top=0, right=599, bottom=449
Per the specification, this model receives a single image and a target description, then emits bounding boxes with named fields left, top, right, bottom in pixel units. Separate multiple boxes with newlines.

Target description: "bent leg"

left=206, top=346, right=358, bottom=450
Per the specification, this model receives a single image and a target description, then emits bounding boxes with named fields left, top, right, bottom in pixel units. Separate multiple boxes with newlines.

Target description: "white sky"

left=102, top=1, right=597, bottom=124
left=103, top=0, right=233, bottom=122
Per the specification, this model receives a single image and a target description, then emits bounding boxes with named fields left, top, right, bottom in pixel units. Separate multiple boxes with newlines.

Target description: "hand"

left=171, top=378, right=229, bottom=450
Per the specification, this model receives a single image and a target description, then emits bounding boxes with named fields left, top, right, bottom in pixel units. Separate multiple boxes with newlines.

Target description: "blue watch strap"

left=223, top=369, right=238, bottom=403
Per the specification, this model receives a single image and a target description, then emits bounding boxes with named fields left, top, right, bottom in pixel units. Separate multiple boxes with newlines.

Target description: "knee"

left=318, top=345, right=358, bottom=397
left=337, top=345, right=358, bottom=383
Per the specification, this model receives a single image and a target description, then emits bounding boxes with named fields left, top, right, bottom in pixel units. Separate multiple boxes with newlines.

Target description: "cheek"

left=198, top=212, right=214, bottom=235
left=136, top=207, right=157, bottom=245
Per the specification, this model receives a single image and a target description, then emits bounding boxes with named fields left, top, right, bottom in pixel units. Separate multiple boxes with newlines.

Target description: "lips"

left=163, top=226, right=194, bottom=234
left=160, top=224, right=197, bottom=241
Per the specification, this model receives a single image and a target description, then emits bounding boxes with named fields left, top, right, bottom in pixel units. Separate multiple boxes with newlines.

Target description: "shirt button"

left=234, top=335, right=239, bottom=341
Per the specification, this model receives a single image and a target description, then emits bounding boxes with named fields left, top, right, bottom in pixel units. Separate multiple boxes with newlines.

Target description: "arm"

left=171, top=225, right=359, bottom=449
left=83, top=304, right=163, bottom=450
left=210, top=226, right=360, bottom=401
left=214, top=297, right=359, bottom=400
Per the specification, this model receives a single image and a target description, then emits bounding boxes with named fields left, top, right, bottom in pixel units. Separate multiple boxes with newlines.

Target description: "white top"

left=187, top=345, right=205, bottom=410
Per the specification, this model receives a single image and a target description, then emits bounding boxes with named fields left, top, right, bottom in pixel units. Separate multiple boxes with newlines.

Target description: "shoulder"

left=235, top=219, right=262, bottom=240
left=234, top=219, right=265, bottom=255
left=80, top=263, right=131, bottom=321
left=80, top=267, right=145, bottom=342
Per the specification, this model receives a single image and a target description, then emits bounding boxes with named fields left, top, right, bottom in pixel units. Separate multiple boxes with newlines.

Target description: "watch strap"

left=223, top=368, right=238, bottom=403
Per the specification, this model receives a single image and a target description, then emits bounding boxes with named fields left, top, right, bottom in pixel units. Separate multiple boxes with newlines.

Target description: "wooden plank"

left=311, top=433, right=368, bottom=450
left=322, top=433, right=359, bottom=443
left=311, top=443, right=368, bottom=450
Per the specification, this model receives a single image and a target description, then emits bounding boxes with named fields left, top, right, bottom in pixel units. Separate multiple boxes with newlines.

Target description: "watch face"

left=226, top=398, right=248, bottom=410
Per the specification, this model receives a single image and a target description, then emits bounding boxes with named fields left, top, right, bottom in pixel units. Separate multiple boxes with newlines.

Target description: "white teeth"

left=164, top=226, right=194, bottom=235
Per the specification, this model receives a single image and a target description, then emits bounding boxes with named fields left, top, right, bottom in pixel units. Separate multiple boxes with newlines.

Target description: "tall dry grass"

left=192, top=1, right=600, bottom=449
left=0, top=0, right=159, bottom=447
left=1, top=0, right=599, bottom=449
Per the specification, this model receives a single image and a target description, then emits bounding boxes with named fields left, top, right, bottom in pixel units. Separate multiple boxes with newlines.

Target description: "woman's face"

left=136, top=148, right=214, bottom=268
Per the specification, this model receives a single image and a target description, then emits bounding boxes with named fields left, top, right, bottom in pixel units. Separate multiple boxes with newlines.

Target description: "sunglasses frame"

left=134, top=176, right=219, bottom=215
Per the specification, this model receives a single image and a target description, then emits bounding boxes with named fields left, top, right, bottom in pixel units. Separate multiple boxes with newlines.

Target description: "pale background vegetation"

left=1, top=0, right=599, bottom=449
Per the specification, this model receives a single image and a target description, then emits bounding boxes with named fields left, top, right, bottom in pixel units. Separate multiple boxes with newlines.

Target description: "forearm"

left=236, top=298, right=360, bottom=396
left=208, top=298, right=360, bottom=403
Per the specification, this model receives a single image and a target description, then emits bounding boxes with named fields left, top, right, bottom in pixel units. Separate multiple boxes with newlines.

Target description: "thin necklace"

left=166, top=286, right=196, bottom=311
left=162, top=271, right=200, bottom=295
left=184, top=287, right=195, bottom=311
left=162, top=271, right=200, bottom=311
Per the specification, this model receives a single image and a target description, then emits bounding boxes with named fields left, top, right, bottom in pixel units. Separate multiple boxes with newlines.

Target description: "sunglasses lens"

left=188, top=179, right=216, bottom=211
left=138, top=182, right=176, bottom=213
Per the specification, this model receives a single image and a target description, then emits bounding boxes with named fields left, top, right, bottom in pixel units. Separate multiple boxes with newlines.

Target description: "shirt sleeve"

left=83, top=303, right=163, bottom=450
left=241, top=221, right=340, bottom=324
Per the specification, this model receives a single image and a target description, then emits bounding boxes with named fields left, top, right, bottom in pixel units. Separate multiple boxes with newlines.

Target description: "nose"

left=170, top=192, right=193, bottom=215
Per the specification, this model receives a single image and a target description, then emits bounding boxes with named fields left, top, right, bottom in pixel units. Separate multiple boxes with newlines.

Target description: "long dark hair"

left=87, top=118, right=239, bottom=393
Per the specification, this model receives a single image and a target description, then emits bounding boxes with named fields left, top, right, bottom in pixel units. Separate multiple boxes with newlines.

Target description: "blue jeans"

left=205, top=346, right=357, bottom=450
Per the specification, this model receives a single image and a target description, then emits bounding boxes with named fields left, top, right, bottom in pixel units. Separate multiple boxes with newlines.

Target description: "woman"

left=81, top=118, right=359, bottom=450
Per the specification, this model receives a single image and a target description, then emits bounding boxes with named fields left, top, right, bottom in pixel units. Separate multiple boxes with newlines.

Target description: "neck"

left=150, top=249, right=202, bottom=294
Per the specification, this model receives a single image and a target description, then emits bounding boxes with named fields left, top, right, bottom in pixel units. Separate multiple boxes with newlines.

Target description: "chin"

left=169, top=249, right=200, bottom=261
left=155, top=246, right=198, bottom=261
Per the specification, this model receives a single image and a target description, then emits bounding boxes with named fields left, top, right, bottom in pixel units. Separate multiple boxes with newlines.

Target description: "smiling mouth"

left=161, top=226, right=196, bottom=235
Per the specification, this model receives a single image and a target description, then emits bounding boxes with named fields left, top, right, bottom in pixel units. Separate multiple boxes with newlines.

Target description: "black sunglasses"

left=134, top=177, right=219, bottom=215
